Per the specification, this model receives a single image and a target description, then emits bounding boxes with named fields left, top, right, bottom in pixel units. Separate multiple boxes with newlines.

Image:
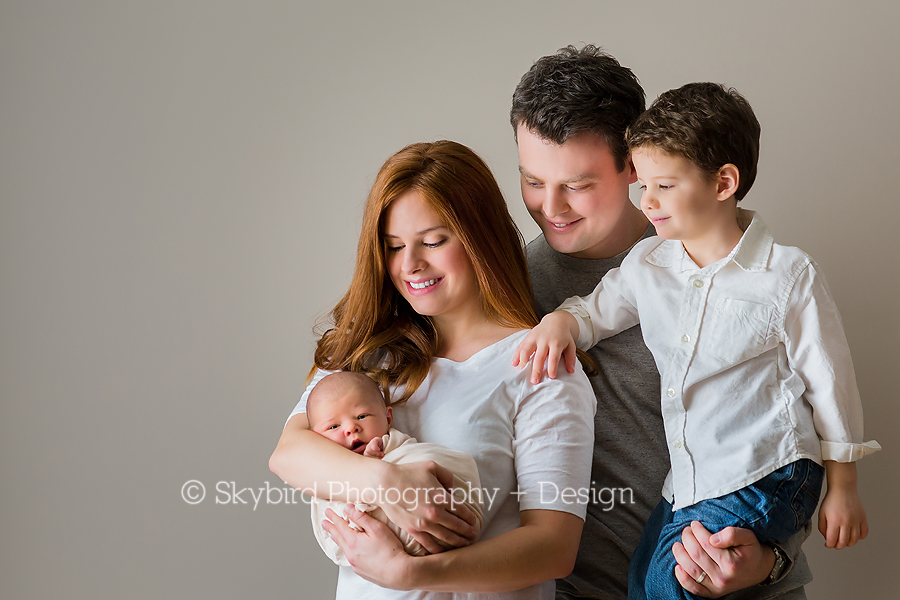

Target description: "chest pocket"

left=707, top=298, right=776, bottom=365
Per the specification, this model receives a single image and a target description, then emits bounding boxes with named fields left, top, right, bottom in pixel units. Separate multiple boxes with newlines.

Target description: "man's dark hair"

left=627, top=82, right=760, bottom=201
left=510, top=45, right=645, bottom=171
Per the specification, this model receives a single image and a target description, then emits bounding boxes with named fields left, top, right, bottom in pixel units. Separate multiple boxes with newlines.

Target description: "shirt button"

left=693, top=279, right=704, bottom=288
left=666, top=388, right=676, bottom=398
left=681, top=334, right=691, bottom=343
left=674, top=440, right=682, bottom=449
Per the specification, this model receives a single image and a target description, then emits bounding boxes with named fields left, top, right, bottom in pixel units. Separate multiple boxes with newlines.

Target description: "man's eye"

left=526, top=180, right=542, bottom=188
left=566, top=185, right=588, bottom=192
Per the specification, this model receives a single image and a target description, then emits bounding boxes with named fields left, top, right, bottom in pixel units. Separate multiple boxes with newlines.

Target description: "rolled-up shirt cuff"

left=820, top=440, right=882, bottom=462
left=558, top=301, right=596, bottom=350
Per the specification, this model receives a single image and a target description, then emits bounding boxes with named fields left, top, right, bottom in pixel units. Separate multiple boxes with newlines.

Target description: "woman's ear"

left=716, top=164, right=740, bottom=201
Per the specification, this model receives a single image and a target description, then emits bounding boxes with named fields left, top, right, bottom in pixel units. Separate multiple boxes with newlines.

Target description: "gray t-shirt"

left=526, top=231, right=812, bottom=600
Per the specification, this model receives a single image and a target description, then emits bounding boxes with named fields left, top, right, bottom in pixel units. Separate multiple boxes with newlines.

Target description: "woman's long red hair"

left=311, top=141, right=538, bottom=403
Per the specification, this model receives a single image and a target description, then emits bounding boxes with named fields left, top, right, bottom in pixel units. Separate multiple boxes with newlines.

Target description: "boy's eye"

left=638, top=184, right=647, bottom=191
left=659, top=184, right=672, bottom=190
left=357, top=413, right=370, bottom=420
left=326, top=424, right=338, bottom=430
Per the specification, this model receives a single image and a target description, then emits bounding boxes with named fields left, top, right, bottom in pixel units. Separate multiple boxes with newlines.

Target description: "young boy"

left=305, top=372, right=484, bottom=566
left=512, top=82, right=880, bottom=599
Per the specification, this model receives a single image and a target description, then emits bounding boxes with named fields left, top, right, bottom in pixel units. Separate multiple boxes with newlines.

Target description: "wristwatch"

left=761, top=543, right=788, bottom=585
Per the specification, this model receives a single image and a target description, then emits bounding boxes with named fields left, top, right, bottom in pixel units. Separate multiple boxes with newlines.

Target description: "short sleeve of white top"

left=559, top=209, right=880, bottom=510
left=287, top=329, right=596, bottom=600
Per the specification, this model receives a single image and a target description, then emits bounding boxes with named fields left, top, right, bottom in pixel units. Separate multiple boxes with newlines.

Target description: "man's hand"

left=511, top=311, right=579, bottom=383
left=672, top=522, right=775, bottom=598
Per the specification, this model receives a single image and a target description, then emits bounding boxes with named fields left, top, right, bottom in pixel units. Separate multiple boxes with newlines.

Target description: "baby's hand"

left=363, top=436, right=385, bottom=459
left=511, top=311, right=579, bottom=384
left=818, top=484, right=868, bottom=549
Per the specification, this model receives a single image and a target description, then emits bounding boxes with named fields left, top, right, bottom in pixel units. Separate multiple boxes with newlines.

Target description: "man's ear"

left=717, top=164, right=740, bottom=201
left=625, top=156, right=639, bottom=185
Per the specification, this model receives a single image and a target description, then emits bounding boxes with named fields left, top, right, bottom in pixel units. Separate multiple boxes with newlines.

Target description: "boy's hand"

left=819, top=485, right=868, bottom=549
left=363, top=437, right=385, bottom=459
left=511, top=311, right=579, bottom=384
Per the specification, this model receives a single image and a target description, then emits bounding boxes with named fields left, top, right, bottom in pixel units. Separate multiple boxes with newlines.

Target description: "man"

left=510, top=45, right=811, bottom=600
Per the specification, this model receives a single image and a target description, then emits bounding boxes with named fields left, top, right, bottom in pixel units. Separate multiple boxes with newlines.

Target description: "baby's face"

left=310, top=388, right=392, bottom=454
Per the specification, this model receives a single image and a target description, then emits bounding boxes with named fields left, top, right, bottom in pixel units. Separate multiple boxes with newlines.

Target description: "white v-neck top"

left=289, top=330, right=596, bottom=600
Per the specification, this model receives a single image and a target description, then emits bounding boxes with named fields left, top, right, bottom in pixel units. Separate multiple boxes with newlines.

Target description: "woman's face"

left=382, top=191, right=481, bottom=325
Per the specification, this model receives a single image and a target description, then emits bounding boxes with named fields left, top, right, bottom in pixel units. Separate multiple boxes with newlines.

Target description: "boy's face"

left=632, top=147, right=724, bottom=244
left=310, top=386, right=392, bottom=454
left=517, top=126, right=639, bottom=260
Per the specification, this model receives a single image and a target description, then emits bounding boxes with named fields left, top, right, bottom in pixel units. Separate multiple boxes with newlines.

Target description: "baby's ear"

left=385, top=405, right=393, bottom=427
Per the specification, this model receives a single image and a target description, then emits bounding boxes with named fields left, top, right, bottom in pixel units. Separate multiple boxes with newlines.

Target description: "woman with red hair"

left=270, top=140, right=595, bottom=599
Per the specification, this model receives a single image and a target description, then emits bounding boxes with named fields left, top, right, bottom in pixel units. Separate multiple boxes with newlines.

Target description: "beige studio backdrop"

left=2, top=1, right=898, bottom=599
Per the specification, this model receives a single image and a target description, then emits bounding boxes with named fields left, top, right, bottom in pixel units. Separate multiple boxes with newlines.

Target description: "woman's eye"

left=386, top=245, right=403, bottom=252
left=424, top=239, right=446, bottom=249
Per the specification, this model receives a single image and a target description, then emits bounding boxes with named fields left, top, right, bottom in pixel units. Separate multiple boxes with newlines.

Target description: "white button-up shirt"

left=560, top=209, right=880, bottom=510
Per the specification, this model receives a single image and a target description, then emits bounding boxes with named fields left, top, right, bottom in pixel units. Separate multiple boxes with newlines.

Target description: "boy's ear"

left=716, top=164, right=740, bottom=201
left=385, top=406, right=393, bottom=427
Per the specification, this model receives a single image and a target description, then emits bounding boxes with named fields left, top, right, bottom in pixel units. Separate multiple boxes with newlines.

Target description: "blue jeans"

left=627, top=459, right=824, bottom=600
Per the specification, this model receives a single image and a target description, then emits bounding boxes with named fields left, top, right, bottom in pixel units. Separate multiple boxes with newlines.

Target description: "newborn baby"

left=306, top=371, right=484, bottom=565
left=307, top=371, right=394, bottom=457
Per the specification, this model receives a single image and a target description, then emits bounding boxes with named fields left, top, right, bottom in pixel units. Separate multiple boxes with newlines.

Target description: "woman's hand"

left=323, top=506, right=415, bottom=590
left=376, top=460, right=478, bottom=554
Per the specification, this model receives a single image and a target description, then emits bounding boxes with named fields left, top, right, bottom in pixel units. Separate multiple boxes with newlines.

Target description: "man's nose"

left=542, top=187, right=569, bottom=220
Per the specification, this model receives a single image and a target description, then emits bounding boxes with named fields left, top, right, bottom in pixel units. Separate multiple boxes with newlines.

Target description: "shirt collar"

left=645, top=208, right=773, bottom=273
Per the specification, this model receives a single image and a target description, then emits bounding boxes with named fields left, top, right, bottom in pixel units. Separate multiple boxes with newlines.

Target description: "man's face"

left=517, top=125, right=639, bottom=259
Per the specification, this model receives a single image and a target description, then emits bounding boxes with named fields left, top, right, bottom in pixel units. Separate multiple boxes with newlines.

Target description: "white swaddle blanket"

left=310, top=428, right=484, bottom=566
